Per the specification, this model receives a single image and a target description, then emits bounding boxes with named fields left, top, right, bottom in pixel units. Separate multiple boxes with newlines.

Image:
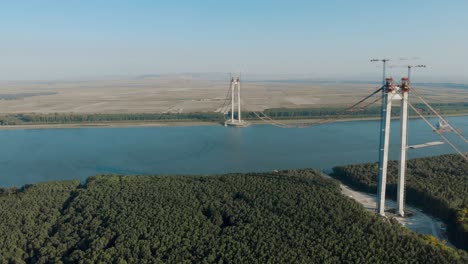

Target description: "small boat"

left=408, top=141, right=444, bottom=149
left=435, top=118, right=452, bottom=132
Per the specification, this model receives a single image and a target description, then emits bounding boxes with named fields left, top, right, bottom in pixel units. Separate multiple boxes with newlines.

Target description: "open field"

left=0, top=76, right=467, bottom=114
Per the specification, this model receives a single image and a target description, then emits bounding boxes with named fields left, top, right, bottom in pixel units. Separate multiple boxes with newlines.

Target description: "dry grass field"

left=0, top=76, right=466, bottom=114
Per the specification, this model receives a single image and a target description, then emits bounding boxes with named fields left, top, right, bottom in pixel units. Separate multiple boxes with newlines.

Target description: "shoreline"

left=321, top=172, right=452, bottom=247
left=0, top=113, right=466, bottom=130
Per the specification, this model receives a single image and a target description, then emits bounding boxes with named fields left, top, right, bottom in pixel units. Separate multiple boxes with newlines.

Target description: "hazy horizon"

left=2, top=1, right=468, bottom=82
left=2, top=72, right=468, bottom=86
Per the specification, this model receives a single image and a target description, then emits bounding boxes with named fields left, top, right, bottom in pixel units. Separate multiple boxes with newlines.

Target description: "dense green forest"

left=1, top=171, right=467, bottom=263
left=332, top=154, right=468, bottom=250
left=0, top=102, right=466, bottom=125
left=0, top=181, right=80, bottom=263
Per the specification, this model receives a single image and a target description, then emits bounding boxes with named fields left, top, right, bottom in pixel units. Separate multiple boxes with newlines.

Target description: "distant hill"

left=250, top=79, right=468, bottom=89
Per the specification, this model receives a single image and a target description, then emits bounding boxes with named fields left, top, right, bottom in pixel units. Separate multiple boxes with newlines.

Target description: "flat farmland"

left=0, top=76, right=466, bottom=114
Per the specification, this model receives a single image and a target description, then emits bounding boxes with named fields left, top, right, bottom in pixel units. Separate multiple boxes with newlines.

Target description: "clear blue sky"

left=1, top=0, right=467, bottom=81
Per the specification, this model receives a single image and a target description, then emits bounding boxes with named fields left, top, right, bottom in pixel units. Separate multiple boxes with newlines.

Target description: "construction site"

left=210, top=60, right=467, bottom=246
left=0, top=59, right=467, bottom=244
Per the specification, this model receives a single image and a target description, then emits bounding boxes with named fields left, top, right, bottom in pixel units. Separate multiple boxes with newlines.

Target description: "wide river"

left=1, top=116, right=466, bottom=187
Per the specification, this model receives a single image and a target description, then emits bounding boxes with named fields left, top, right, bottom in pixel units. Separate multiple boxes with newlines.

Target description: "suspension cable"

left=359, top=96, right=382, bottom=111
left=411, top=87, right=467, bottom=143
left=252, top=111, right=291, bottom=128
left=218, top=80, right=233, bottom=116
left=233, top=78, right=466, bottom=161
left=252, top=110, right=333, bottom=128
left=251, top=86, right=384, bottom=128
left=407, top=101, right=468, bottom=161
left=345, top=86, right=384, bottom=111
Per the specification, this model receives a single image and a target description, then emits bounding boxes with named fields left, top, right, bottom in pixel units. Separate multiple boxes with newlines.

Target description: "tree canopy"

left=332, top=154, right=468, bottom=250
left=1, top=170, right=466, bottom=263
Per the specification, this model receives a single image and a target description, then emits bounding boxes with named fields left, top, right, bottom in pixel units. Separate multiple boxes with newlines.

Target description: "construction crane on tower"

left=215, top=59, right=466, bottom=218
left=371, top=58, right=467, bottom=217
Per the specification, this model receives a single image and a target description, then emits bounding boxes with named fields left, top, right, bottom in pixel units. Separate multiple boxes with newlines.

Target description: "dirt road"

left=322, top=173, right=452, bottom=247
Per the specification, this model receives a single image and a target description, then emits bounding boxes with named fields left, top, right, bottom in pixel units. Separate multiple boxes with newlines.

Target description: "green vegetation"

left=1, top=171, right=467, bottom=263
left=260, top=102, right=468, bottom=120
left=0, top=112, right=225, bottom=126
left=332, top=154, right=468, bottom=250
left=0, top=181, right=80, bottom=263
left=0, top=102, right=466, bottom=126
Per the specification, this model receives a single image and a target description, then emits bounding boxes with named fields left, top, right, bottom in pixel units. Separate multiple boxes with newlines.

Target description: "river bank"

left=321, top=172, right=453, bottom=247
left=0, top=113, right=466, bottom=130
left=0, top=115, right=465, bottom=187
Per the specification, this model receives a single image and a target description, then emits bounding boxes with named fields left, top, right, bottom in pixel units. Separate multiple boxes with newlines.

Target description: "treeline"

left=1, top=171, right=467, bottom=263
left=0, top=112, right=225, bottom=125
left=262, top=102, right=468, bottom=120
left=0, top=102, right=466, bottom=126
left=332, top=154, right=468, bottom=250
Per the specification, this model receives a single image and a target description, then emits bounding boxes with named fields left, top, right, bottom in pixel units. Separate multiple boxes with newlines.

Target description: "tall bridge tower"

left=376, top=77, right=410, bottom=217
left=225, top=75, right=249, bottom=127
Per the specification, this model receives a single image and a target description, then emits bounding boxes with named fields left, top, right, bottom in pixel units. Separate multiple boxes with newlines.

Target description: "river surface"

left=1, top=116, right=466, bottom=187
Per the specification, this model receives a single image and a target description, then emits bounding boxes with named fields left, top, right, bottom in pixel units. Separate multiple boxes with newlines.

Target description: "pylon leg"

left=397, top=92, right=408, bottom=216
left=377, top=93, right=392, bottom=216
left=237, top=80, right=241, bottom=122
left=231, top=80, right=235, bottom=122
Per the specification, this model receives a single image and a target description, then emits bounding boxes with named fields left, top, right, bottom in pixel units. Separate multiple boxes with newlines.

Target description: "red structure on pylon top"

left=401, top=77, right=410, bottom=92
left=385, top=77, right=395, bottom=92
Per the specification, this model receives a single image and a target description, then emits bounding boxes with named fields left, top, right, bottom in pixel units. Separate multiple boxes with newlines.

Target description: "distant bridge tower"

left=225, top=75, right=249, bottom=127
left=376, top=77, right=410, bottom=217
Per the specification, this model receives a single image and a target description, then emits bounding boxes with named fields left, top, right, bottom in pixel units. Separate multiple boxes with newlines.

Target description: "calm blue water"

left=0, top=116, right=466, bottom=187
